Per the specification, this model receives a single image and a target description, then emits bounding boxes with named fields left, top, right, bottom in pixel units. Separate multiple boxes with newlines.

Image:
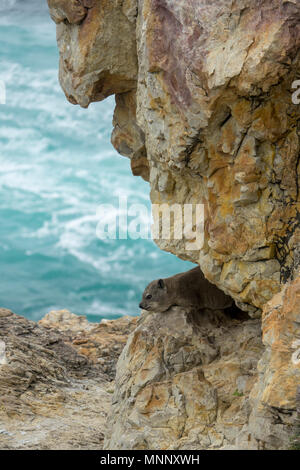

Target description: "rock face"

left=47, top=0, right=300, bottom=451
left=0, top=308, right=136, bottom=449
left=1, top=301, right=298, bottom=450
left=104, top=307, right=263, bottom=449
left=40, top=309, right=137, bottom=380
left=247, top=276, right=300, bottom=449
left=48, top=0, right=300, bottom=315
left=104, top=299, right=299, bottom=450
left=47, top=0, right=138, bottom=107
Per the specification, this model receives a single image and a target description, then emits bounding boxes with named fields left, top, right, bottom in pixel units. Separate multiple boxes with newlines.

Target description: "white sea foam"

left=1, top=61, right=114, bottom=143
left=86, top=300, right=132, bottom=317
left=0, top=6, right=192, bottom=322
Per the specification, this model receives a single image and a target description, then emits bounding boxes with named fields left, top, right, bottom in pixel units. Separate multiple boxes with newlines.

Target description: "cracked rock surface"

left=39, top=0, right=300, bottom=450
left=104, top=295, right=299, bottom=450
left=0, top=308, right=136, bottom=449
left=48, top=0, right=300, bottom=316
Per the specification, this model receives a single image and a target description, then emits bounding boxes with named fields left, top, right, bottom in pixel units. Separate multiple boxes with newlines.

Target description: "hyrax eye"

left=146, top=294, right=152, bottom=300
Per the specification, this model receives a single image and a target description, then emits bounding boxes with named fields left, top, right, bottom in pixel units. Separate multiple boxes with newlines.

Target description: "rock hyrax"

left=139, top=266, right=233, bottom=313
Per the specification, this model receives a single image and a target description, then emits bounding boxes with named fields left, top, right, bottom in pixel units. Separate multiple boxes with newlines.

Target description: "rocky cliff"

left=104, top=280, right=300, bottom=450
left=0, top=308, right=136, bottom=449
left=43, top=0, right=300, bottom=449
left=1, top=298, right=298, bottom=450
left=48, top=0, right=300, bottom=314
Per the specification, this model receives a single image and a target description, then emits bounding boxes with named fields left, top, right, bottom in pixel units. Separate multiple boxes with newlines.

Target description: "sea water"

left=0, top=0, right=193, bottom=322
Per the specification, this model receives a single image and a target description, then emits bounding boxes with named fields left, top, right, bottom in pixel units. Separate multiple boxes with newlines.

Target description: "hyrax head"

left=139, top=278, right=170, bottom=313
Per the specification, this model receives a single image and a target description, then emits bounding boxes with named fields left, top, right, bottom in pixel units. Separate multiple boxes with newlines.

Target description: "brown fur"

left=140, top=266, right=233, bottom=313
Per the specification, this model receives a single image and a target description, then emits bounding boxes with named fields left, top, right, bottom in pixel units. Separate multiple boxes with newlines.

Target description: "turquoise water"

left=0, top=0, right=193, bottom=322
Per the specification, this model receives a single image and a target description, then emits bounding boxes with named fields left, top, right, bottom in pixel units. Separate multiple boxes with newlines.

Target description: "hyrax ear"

left=158, top=279, right=165, bottom=289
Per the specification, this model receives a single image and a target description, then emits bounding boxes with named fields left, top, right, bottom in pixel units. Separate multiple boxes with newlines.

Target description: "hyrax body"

left=139, top=266, right=233, bottom=313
